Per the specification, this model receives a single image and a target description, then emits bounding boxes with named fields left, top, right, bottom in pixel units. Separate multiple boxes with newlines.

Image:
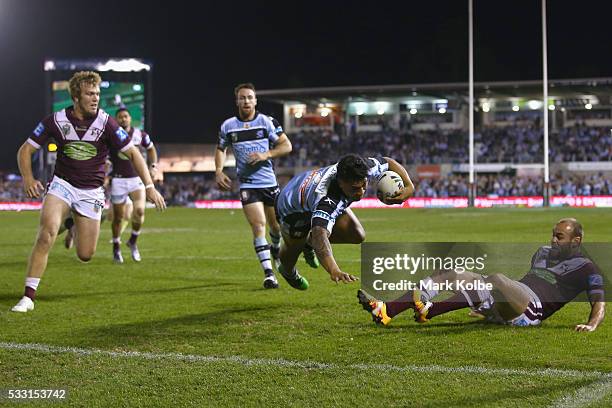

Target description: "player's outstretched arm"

left=575, top=301, right=605, bottom=332
left=214, top=147, right=232, bottom=191
left=383, top=157, right=415, bottom=205
left=124, top=145, right=166, bottom=211
left=310, top=226, right=358, bottom=284
left=17, top=142, right=44, bottom=198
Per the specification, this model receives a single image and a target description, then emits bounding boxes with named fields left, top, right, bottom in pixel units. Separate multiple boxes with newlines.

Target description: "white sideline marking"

left=549, top=376, right=612, bottom=408
left=0, top=342, right=610, bottom=381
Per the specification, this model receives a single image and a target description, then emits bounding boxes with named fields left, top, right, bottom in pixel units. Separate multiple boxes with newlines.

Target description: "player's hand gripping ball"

left=376, top=171, right=404, bottom=204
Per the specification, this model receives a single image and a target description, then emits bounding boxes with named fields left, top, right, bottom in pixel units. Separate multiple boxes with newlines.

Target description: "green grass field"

left=1, top=208, right=611, bottom=407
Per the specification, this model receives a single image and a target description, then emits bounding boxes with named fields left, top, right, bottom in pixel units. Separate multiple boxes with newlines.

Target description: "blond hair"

left=68, top=71, right=102, bottom=100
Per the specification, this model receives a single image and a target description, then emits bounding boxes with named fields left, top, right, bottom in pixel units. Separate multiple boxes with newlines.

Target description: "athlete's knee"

left=77, top=248, right=95, bottom=262
left=485, top=273, right=510, bottom=289
left=251, top=222, right=266, bottom=236
left=349, top=225, right=366, bottom=244
left=36, top=227, right=58, bottom=250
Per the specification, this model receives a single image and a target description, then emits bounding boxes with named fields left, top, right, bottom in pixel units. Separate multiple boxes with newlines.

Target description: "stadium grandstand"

left=2, top=77, right=612, bottom=210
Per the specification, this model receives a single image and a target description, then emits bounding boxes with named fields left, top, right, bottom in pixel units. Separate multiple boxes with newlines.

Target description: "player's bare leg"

left=111, top=202, right=126, bottom=263
left=328, top=209, right=366, bottom=244
left=485, top=273, right=531, bottom=321
left=278, top=232, right=309, bottom=290
left=73, top=212, right=100, bottom=262
left=12, top=195, right=70, bottom=312
left=243, top=202, right=278, bottom=289
left=126, top=189, right=145, bottom=262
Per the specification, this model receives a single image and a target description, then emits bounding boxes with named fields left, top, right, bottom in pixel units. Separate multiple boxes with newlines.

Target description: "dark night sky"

left=1, top=0, right=612, bottom=170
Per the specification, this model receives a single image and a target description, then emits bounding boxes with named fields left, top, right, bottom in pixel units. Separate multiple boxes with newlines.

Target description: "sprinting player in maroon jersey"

left=358, top=218, right=605, bottom=331
left=109, top=108, right=158, bottom=263
left=11, top=71, right=166, bottom=313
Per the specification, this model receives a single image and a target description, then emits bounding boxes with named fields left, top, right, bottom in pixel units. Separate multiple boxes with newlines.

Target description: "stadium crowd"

left=2, top=123, right=612, bottom=204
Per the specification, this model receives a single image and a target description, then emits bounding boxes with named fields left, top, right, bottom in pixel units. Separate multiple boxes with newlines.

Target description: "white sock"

left=25, top=277, right=40, bottom=290
left=419, top=277, right=438, bottom=302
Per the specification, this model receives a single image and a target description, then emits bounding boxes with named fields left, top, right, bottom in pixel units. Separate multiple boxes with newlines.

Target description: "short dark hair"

left=115, top=107, right=130, bottom=116
left=337, top=154, right=369, bottom=182
left=558, top=218, right=584, bottom=239
left=234, top=82, right=256, bottom=96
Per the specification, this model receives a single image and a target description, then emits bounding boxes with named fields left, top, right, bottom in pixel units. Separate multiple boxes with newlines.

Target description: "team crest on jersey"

left=243, top=123, right=250, bottom=129
left=61, top=123, right=72, bottom=136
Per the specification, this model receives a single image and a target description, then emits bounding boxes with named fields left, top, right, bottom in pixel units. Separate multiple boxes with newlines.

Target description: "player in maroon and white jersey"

left=11, top=71, right=166, bottom=313
left=108, top=108, right=158, bottom=263
left=358, top=218, right=606, bottom=331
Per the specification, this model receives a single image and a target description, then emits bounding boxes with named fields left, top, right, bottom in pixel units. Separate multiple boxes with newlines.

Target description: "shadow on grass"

left=81, top=305, right=277, bottom=348
left=352, top=319, right=511, bottom=335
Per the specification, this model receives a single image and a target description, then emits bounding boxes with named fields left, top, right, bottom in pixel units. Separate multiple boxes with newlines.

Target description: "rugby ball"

left=376, top=171, right=404, bottom=202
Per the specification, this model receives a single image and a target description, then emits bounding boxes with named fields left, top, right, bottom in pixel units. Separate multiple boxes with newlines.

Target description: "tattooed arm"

left=310, top=226, right=358, bottom=283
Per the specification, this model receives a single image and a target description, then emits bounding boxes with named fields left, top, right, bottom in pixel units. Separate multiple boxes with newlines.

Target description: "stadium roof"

left=258, top=77, right=612, bottom=105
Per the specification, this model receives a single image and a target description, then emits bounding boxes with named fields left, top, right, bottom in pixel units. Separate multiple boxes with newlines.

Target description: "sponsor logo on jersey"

left=63, top=141, right=98, bottom=161
left=231, top=133, right=238, bottom=143
left=241, top=190, right=250, bottom=201
left=530, top=267, right=557, bottom=285
left=33, top=122, right=45, bottom=137
left=115, top=128, right=129, bottom=142
left=256, top=130, right=264, bottom=138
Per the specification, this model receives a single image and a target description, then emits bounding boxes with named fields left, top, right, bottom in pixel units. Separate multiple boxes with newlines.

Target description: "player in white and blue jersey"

left=215, top=83, right=292, bottom=289
left=275, top=154, right=414, bottom=289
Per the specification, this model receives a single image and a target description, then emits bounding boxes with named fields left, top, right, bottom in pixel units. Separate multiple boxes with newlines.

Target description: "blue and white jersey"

left=276, top=157, right=388, bottom=233
left=218, top=112, right=280, bottom=188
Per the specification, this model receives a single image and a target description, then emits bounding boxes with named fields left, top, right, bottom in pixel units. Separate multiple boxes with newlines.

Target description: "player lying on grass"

left=275, top=154, right=414, bottom=289
left=358, top=218, right=606, bottom=331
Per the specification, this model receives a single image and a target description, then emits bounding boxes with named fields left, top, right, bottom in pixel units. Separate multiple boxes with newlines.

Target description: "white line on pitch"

left=0, top=342, right=610, bottom=381
left=548, top=375, right=612, bottom=408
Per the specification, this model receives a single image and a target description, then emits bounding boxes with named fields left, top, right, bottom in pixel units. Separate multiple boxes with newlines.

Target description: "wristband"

left=145, top=184, right=155, bottom=190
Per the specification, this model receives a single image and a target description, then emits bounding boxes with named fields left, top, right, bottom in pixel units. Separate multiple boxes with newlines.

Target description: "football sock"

left=254, top=237, right=273, bottom=273
left=269, top=231, right=281, bottom=254
left=419, top=277, right=438, bottom=302
left=427, top=292, right=472, bottom=318
left=128, top=230, right=140, bottom=245
left=385, top=291, right=415, bottom=318
left=24, top=277, right=40, bottom=301
left=303, top=242, right=314, bottom=253
left=112, top=238, right=120, bottom=252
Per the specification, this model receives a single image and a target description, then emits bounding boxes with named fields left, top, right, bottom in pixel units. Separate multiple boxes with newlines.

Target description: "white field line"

left=1, top=342, right=610, bottom=381
left=143, top=255, right=361, bottom=263
left=549, top=376, right=612, bottom=408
